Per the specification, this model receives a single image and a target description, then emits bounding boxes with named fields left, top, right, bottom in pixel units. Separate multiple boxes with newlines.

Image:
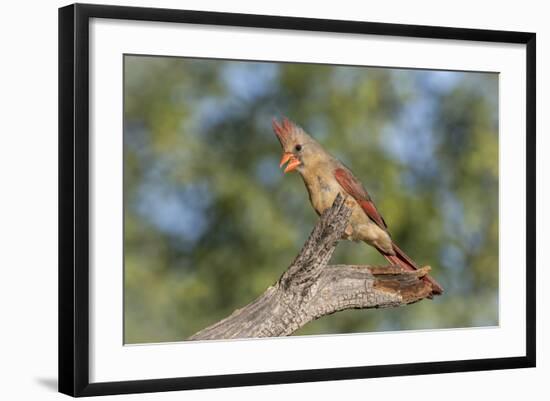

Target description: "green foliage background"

left=124, top=55, right=499, bottom=344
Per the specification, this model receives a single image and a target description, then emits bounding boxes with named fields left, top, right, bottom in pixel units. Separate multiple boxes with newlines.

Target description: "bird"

left=272, top=117, right=444, bottom=296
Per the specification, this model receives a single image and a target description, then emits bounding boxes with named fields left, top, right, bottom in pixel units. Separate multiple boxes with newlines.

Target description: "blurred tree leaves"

left=124, top=56, right=498, bottom=343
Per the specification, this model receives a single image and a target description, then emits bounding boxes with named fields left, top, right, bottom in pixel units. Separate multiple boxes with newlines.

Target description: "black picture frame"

left=59, top=3, right=536, bottom=397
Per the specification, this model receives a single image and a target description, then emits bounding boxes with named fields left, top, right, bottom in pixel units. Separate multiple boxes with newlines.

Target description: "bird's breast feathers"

left=302, top=171, right=341, bottom=214
left=301, top=169, right=393, bottom=252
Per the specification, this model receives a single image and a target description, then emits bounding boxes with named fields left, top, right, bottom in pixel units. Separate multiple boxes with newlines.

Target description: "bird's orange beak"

left=279, top=152, right=302, bottom=173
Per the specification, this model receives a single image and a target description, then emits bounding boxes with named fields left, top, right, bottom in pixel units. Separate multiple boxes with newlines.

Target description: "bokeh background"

left=123, top=55, right=499, bottom=344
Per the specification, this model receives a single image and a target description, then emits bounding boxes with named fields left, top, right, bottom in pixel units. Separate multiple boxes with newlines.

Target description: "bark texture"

left=189, top=194, right=434, bottom=341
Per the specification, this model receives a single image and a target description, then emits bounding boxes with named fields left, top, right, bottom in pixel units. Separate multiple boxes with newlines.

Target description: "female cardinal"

left=272, top=117, right=444, bottom=296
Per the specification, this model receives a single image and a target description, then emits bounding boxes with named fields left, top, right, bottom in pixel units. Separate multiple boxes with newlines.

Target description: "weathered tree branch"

left=189, top=194, right=434, bottom=341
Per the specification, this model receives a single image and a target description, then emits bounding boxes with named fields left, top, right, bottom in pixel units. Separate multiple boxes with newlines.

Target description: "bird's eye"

left=295, top=144, right=302, bottom=152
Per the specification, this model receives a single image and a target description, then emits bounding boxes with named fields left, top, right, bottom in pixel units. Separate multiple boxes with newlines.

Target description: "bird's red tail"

left=383, top=242, right=444, bottom=296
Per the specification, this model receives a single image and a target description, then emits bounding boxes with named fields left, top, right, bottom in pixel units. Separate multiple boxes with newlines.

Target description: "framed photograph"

left=58, top=3, right=536, bottom=397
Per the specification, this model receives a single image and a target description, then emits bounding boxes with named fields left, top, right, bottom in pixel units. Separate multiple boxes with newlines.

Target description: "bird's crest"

left=272, top=117, right=302, bottom=148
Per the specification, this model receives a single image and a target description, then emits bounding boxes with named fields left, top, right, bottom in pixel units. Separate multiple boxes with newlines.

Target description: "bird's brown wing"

left=334, top=167, right=387, bottom=230
left=334, top=167, right=444, bottom=295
